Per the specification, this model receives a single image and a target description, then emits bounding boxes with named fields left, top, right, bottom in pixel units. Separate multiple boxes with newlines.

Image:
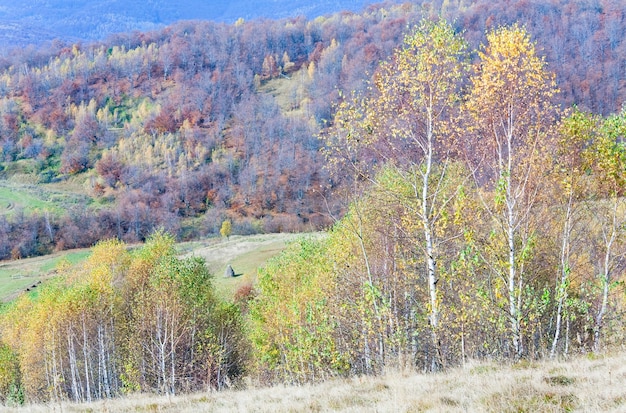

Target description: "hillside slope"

left=0, top=0, right=623, bottom=260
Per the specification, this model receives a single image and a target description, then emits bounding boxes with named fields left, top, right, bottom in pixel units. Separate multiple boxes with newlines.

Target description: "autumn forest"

left=0, top=0, right=626, bottom=406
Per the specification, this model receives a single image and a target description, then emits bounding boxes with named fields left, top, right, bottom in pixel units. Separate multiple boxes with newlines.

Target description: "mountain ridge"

left=0, top=0, right=377, bottom=46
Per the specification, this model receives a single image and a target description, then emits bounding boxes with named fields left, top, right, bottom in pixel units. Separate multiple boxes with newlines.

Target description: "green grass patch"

left=181, top=233, right=312, bottom=299
left=0, top=185, right=59, bottom=215
left=0, top=249, right=91, bottom=302
left=0, top=274, right=40, bottom=300
left=39, top=250, right=92, bottom=272
left=0, top=180, right=92, bottom=217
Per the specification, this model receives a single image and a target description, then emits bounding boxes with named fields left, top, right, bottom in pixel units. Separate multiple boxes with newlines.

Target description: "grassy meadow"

left=5, top=350, right=625, bottom=412
left=0, top=232, right=307, bottom=303
left=0, top=178, right=91, bottom=218
left=181, top=232, right=319, bottom=296
left=0, top=249, right=91, bottom=302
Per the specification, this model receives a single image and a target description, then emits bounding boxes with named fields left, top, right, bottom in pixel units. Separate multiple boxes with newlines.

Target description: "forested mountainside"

left=0, top=0, right=624, bottom=260
left=0, top=0, right=375, bottom=46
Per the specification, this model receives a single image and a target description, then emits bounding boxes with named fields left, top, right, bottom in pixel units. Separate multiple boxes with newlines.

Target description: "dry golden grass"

left=7, top=350, right=626, bottom=412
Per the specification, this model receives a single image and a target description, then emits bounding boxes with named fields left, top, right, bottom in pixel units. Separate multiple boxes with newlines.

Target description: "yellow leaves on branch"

left=325, top=19, right=468, bottom=179
left=372, top=19, right=467, bottom=146
left=467, top=24, right=558, bottom=139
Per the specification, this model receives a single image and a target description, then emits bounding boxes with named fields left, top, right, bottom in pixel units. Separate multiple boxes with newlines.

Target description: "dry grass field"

left=6, top=350, right=626, bottom=412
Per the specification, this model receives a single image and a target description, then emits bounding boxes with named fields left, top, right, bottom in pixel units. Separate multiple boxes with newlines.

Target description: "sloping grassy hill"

left=0, top=180, right=91, bottom=218
left=7, top=351, right=626, bottom=412
left=179, top=232, right=311, bottom=297
left=0, top=232, right=307, bottom=303
left=0, top=249, right=91, bottom=302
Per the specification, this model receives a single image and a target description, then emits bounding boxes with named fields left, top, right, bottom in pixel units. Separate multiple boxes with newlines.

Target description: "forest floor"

left=7, top=350, right=626, bottom=412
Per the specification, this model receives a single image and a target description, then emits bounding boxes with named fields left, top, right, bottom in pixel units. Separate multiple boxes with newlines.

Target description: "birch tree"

left=464, top=25, right=558, bottom=359
left=327, top=19, right=467, bottom=369
left=549, top=108, right=594, bottom=358
left=584, top=109, right=626, bottom=352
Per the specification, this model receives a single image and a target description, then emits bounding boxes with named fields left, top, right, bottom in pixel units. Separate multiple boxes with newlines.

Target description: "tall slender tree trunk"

left=593, top=198, right=617, bottom=352
left=67, top=327, right=81, bottom=402
left=507, top=215, right=520, bottom=358
left=422, top=113, right=442, bottom=370
left=551, top=194, right=574, bottom=358
left=155, top=307, right=168, bottom=393
left=81, top=316, right=92, bottom=402
left=355, top=209, right=384, bottom=372
left=98, top=323, right=111, bottom=398
left=50, top=338, right=61, bottom=401
left=505, top=131, right=522, bottom=359
left=170, top=314, right=176, bottom=395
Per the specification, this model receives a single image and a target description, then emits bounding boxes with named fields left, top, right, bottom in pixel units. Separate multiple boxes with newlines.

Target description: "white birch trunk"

left=551, top=193, right=574, bottom=358
left=423, top=108, right=442, bottom=369
left=593, top=198, right=617, bottom=352
left=81, top=315, right=92, bottom=402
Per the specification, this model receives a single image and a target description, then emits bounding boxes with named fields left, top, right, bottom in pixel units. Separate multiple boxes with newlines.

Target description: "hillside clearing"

left=0, top=180, right=91, bottom=217
left=181, top=232, right=319, bottom=296
left=0, top=232, right=311, bottom=303
left=0, top=249, right=91, bottom=302
left=7, top=351, right=626, bottom=412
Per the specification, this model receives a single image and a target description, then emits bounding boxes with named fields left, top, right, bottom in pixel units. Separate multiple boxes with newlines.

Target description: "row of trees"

left=0, top=232, right=247, bottom=403
left=249, top=20, right=626, bottom=382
